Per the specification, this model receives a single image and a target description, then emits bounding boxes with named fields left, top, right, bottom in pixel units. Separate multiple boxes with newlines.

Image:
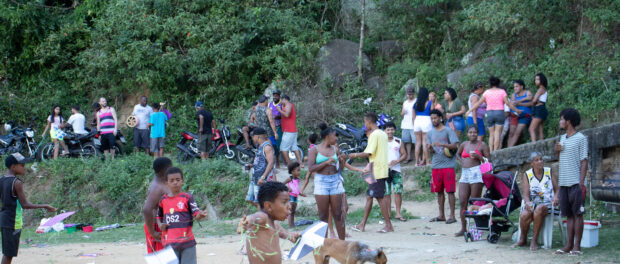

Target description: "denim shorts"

left=245, top=181, right=259, bottom=202
left=459, top=166, right=483, bottom=184
left=401, top=129, right=416, bottom=143
left=486, top=110, right=505, bottom=127
left=314, top=173, right=344, bottom=195
left=448, top=116, right=466, bottom=132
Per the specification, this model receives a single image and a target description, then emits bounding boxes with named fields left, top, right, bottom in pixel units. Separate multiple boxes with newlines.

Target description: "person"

left=283, top=162, right=305, bottom=228
left=513, top=152, right=559, bottom=251
left=467, top=76, right=521, bottom=152
left=96, top=97, right=119, bottom=160
left=269, top=90, right=283, bottom=167
left=529, top=73, right=549, bottom=143
left=194, top=101, right=215, bottom=160
left=41, top=105, right=70, bottom=159
left=242, top=102, right=258, bottom=149
left=276, top=94, right=303, bottom=167
left=255, top=95, right=278, bottom=156
left=132, top=96, right=153, bottom=154
left=148, top=103, right=168, bottom=158
left=400, top=86, right=416, bottom=164
left=157, top=167, right=208, bottom=264
left=507, top=80, right=534, bottom=147
left=301, top=124, right=363, bottom=239
left=90, top=102, right=101, bottom=128
left=455, top=126, right=490, bottom=236
left=466, top=82, right=487, bottom=141
left=348, top=112, right=394, bottom=233
left=554, top=108, right=588, bottom=256
left=429, top=92, right=443, bottom=111
left=67, top=104, right=87, bottom=135
left=412, top=87, right=432, bottom=166
left=142, top=157, right=173, bottom=253
left=307, top=133, right=318, bottom=152
left=384, top=122, right=407, bottom=221
left=245, top=128, right=275, bottom=209
left=427, top=110, right=459, bottom=224
left=241, top=181, right=300, bottom=264
left=1, top=153, right=57, bottom=264
left=441, top=88, right=467, bottom=138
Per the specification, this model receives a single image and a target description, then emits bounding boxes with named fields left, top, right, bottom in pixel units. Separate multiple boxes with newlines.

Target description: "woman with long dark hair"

left=441, top=87, right=467, bottom=138
left=508, top=79, right=534, bottom=147
left=528, top=73, right=548, bottom=142
left=41, top=105, right=70, bottom=159
left=412, top=87, right=432, bottom=166
left=466, top=82, right=487, bottom=141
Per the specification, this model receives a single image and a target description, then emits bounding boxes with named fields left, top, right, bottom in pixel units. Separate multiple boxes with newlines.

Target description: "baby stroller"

left=464, top=169, right=522, bottom=243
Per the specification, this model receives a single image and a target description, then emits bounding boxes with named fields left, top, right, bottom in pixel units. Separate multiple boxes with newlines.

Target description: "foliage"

left=343, top=170, right=367, bottom=196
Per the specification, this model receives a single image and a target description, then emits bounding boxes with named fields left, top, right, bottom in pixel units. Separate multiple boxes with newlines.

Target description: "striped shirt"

left=97, top=107, right=116, bottom=134
left=558, top=132, right=588, bottom=186
left=157, top=192, right=200, bottom=250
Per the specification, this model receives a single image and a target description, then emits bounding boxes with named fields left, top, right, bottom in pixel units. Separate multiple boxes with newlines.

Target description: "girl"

left=528, top=73, right=548, bottom=142
left=412, top=87, right=432, bottom=166
left=283, top=162, right=305, bottom=228
left=429, top=92, right=443, bottom=111
left=42, top=105, right=70, bottom=159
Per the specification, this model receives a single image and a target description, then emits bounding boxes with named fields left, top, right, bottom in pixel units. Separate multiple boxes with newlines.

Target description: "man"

left=554, top=108, right=588, bottom=256
left=132, top=96, right=153, bottom=154
left=349, top=112, right=394, bottom=233
left=67, top=104, right=87, bottom=135
left=268, top=90, right=282, bottom=166
left=427, top=109, right=459, bottom=224
left=255, top=95, right=278, bottom=151
left=241, top=102, right=258, bottom=149
left=244, top=128, right=275, bottom=209
left=276, top=94, right=303, bottom=167
left=96, top=97, right=119, bottom=160
left=384, top=122, right=407, bottom=221
left=195, top=101, right=215, bottom=160
left=400, top=86, right=416, bottom=163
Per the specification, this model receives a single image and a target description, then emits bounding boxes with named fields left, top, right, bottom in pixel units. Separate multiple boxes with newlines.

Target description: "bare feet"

left=455, top=230, right=465, bottom=237
left=351, top=224, right=365, bottom=232
left=329, top=232, right=337, bottom=238
left=511, top=240, right=527, bottom=248
left=530, top=242, right=539, bottom=251
left=377, top=227, right=394, bottom=233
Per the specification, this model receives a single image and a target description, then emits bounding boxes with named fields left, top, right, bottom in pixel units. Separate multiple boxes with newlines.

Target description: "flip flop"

left=351, top=225, right=364, bottom=232
left=554, top=249, right=569, bottom=255
left=397, top=217, right=407, bottom=222
left=429, top=217, right=446, bottom=222
left=445, top=218, right=457, bottom=224
left=377, top=228, right=393, bottom=233
left=569, top=251, right=583, bottom=256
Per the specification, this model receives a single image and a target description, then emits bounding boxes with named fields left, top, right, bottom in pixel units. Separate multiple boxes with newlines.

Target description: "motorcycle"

left=234, top=127, right=305, bottom=165
left=0, top=121, right=39, bottom=159
left=38, top=125, right=100, bottom=161
left=177, top=119, right=237, bottom=163
left=336, top=112, right=394, bottom=158
left=93, top=129, right=126, bottom=156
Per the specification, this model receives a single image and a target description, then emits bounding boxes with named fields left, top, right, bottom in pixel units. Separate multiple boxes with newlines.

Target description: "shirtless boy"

left=142, top=157, right=173, bottom=253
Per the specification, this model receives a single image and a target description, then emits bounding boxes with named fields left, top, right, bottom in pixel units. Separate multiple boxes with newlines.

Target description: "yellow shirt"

left=364, top=129, right=389, bottom=180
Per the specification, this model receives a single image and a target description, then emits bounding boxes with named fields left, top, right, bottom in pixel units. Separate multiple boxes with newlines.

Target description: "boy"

left=384, top=122, right=407, bottom=221
left=245, top=128, right=275, bottom=209
left=142, top=157, right=173, bottom=253
left=157, top=167, right=208, bottom=263
left=241, top=181, right=300, bottom=264
left=427, top=110, right=459, bottom=224
left=67, top=104, right=87, bottom=135
left=1, top=153, right=56, bottom=264
left=149, top=103, right=168, bottom=158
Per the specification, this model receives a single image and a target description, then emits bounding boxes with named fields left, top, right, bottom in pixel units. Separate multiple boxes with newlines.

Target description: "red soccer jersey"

left=157, top=192, right=201, bottom=249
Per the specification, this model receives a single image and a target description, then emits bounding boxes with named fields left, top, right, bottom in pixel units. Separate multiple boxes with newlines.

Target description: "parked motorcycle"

left=0, top=121, right=39, bottom=159
left=177, top=119, right=237, bottom=163
left=336, top=113, right=393, bottom=160
left=93, top=129, right=126, bottom=156
left=37, top=125, right=100, bottom=161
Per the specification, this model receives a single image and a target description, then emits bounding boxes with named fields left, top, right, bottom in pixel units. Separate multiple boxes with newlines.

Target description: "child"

left=157, top=167, right=208, bottom=264
left=282, top=162, right=306, bottom=228
left=142, top=157, right=173, bottom=253
left=241, top=181, right=300, bottom=264
left=1, top=153, right=56, bottom=264
left=149, top=103, right=168, bottom=158
left=304, top=133, right=318, bottom=163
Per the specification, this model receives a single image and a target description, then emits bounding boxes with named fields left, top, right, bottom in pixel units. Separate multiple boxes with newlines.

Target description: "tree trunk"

left=358, top=0, right=365, bottom=81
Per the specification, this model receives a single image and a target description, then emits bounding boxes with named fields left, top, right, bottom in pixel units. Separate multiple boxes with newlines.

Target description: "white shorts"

left=280, top=132, right=299, bottom=152
left=413, top=116, right=432, bottom=133
left=460, top=166, right=483, bottom=184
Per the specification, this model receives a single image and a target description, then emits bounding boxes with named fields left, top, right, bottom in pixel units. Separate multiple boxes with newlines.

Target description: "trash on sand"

left=426, top=249, right=435, bottom=253
left=96, top=223, right=120, bottom=232
left=78, top=252, right=105, bottom=258
left=82, top=235, right=90, bottom=239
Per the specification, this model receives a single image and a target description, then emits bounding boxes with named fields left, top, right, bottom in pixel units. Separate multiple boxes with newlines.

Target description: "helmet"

left=3, top=123, right=11, bottom=132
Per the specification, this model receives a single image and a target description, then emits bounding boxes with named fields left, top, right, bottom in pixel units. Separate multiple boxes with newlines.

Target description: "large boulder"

left=317, top=39, right=371, bottom=88
left=460, top=41, right=486, bottom=66
left=447, top=56, right=501, bottom=87
left=341, top=0, right=385, bottom=37
left=373, top=40, right=405, bottom=60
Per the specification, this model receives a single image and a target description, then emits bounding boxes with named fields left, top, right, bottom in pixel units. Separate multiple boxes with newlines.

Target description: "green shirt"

left=441, top=98, right=464, bottom=118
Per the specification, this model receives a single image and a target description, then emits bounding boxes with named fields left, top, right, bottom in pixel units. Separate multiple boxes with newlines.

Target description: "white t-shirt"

left=47, top=115, right=62, bottom=129
left=401, top=99, right=415, bottom=129
left=68, top=113, right=87, bottom=134
left=387, top=137, right=402, bottom=172
left=132, top=104, right=153, bottom=130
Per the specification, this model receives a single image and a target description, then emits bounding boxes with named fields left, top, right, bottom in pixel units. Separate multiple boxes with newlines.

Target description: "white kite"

left=288, top=221, right=328, bottom=260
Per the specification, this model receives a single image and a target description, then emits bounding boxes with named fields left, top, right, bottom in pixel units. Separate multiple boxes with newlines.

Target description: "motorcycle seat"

left=347, top=126, right=365, bottom=139
left=0, top=135, right=13, bottom=143
left=76, top=133, right=92, bottom=141
left=185, top=131, right=198, bottom=139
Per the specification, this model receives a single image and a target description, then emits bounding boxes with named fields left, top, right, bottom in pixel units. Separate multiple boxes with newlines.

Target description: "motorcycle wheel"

left=81, top=143, right=100, bottom=158
left=287, top=145, right=304, bottom=162
left=113, top=144, right=122, bottom=156
left=37, top=143, right=54, bottom=162
left=177, top=151, right=193, bottom=164
left=237, top=149, right=254, bottom=165
left=218, top=147, right=236, bottom=160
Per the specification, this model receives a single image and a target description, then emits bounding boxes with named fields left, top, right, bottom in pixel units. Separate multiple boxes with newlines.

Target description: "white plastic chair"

left=512, top=204, right=566, bottom=249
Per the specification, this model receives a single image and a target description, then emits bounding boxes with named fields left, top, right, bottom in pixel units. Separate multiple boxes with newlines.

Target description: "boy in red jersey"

left=157, top=167, right=208, bottom=264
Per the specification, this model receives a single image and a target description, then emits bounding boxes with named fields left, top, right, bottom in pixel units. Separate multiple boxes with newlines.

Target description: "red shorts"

left=144, top=223, right=163, bottom=253
left=431, top=168, right=456, bottom=193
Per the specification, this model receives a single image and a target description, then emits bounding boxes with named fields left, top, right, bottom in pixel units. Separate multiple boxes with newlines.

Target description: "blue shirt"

left=149, top=112, right=168, bottom=138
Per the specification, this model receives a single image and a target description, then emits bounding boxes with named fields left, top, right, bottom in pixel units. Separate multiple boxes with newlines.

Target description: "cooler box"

left=563, top=220, right=601, bottom=248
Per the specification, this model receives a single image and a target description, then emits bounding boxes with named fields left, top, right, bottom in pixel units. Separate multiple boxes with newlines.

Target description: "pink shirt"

left=482, top=89, right=508, bottom=111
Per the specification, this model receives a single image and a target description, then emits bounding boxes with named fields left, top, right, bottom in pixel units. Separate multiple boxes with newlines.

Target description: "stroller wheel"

left=487, top=233, right=500, bottom=244
left=464, top=232, right=472, bottom=242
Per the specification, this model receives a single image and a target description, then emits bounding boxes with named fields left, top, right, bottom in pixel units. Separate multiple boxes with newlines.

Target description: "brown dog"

left=314, top=238, right=387, bottom=264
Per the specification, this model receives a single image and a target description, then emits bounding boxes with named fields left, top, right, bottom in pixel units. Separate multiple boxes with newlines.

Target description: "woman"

left=467, top=76, right=521, bottom=152
left=507, top=80, right=534, bottom=147
left=400, top=86, right=416, bottom=163
left=429, top=92, right=443, bottom=111
left=300, top=125, right=363, bottom=240
left=466, top=82, right=487, bottom=141
left=41, top=105, right=70, bottom=159
left=412, top=87, right=432, bottom=166
left=455, top=126, right=490, bottom=236
left=528, top=73, right=548, bottom=142
left=513, top=152, right=558, bottom=251
left=441, top=88, right=467, bottom=138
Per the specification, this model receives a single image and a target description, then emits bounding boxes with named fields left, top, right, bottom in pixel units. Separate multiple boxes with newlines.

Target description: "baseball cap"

left=251, top=127, right=267, bottom=136
left=258, top=95, right=269, bottom=103
left=5, top=153, right=33, bottom=168
left=272, top=90, right=281, bottom=95
left=194, top=101, right=203, bottom=107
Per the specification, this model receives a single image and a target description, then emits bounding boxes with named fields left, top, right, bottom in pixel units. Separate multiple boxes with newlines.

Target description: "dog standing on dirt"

left=314, top=238, right=387, bottom=264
